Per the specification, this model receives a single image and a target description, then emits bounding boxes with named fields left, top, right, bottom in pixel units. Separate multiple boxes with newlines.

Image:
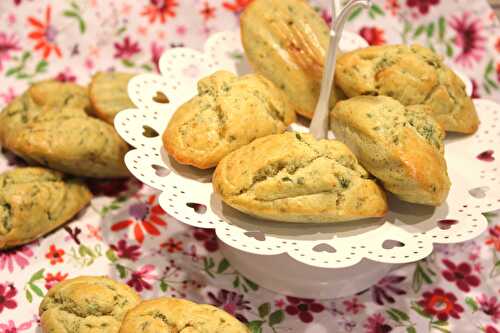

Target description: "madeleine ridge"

left=163, top=70, right=296, bottom=169
left=213, top=132, right=388, bottom=223
left=241, top=0, right=345, bottom=119
left=335, top=44, right=479, bottom=133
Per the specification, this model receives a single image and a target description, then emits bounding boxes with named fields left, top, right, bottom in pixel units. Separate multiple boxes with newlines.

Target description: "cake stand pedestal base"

left=219, top=241, right=398, bottom=299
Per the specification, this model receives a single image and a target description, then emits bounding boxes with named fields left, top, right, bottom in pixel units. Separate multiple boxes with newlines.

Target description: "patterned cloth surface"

left=0, top=0, right=500, bottom=332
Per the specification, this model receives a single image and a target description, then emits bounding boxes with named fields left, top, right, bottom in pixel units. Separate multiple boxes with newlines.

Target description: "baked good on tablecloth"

left=39, top=276, right=141, bottom=333
left=213, top=132, right=387, bottom=223
left=89, top=71, right=135, bottom=124
left=0, top=81, right=130, bottom=178
left=330, top=96, right=450, bottom=206
left=0, top=167, right=91, bottom=249
left=335, top=44, right=479, bottom=133
left=119, top=297, right=249, bottom=333
left=241, top=0, right=345, bottom=119
left=163, top=70, right=296, bottom=169
left=29, top=80, right=92, bottom=112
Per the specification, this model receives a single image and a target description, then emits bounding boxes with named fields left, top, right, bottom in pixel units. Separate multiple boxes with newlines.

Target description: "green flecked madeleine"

left=335, top=44, right=479, bottom=133
left=330, top=96, right=450, bottom=206
left=241, top=0, right=345, bottom=119
left=163, top=70, right=296, bottom=169
left=0, top=81, right=130, bottom=178
left=0, top=167, right=91, bottom=249
left=213, top=132, right=388, bottom=223
left=39, top=276, right=141, bottom=333
left=119, top=297, right=249, bottom=333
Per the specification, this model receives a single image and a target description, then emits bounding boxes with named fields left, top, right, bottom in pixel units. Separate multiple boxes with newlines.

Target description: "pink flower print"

left=54, top=67, right=76, bottom=82
left=449, top=12, right=486, bottom=67
left=0, top=284, right=17, bottom=314
left=176, top=25, right=187, bottom=36
left=114, top=36, right=141, bottom=59
left=285, top=297, right=324, bottom=323
left=321, top=10, right=332, bottom=25
left=110, top=239, right=141, bottom=261
left=151, top=42, right=164, bottom=73
left=127, top=264, right=156, bottom=292
left=477, top=294, right=500, bottom=323
left=343, top=297, right=366, bottom=314
left=406, top=0, right=439, bottom=15
left=0, top=245, right=33, bottom=273
left=0, top=319, right=33, bottom=333
left=0, top=87, right=17, bottom=104
left=371, top=275, right=406, bottom=305
left=363, top=313, right=392, bottom=333
left=442, top=259, right=480, bottom=292
left=0, top=33, right=20, bottom=71
left=208, top=289, right=251, bottom=323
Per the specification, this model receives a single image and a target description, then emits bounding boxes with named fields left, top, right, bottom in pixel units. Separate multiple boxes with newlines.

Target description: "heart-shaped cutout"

left=312, top=243, right=336, bottom=253
left=152, top=91, right=170, bottom=104
left=469, top=186, right=489, bottom=199
left=186, top=203, right=207, bottom=214
left=477, top=150, right=495, bottom=162
left=152, top=164, right=170, bottom=177
left=382, top=240, right=405, bottom=249
left=143, top=125, right=159, bottom=138
left=437, top=219, right=458, bottom=230
left=244, top=231, right=265, bottom=241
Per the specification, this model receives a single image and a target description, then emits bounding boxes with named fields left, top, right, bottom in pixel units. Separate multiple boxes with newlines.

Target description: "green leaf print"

left=105, top=249, right=118, bottom=263
left=412, top=262, right=433, bottom=293
left=411, top=303, right=432, bottom=319
left=116, top=264, right=127, bottom=279
left=414, top=25, right=426, bottom=38
left=269, top=310, right=284, bottom=326
left=258, top=303, right=271, bottom=318
left=438, top=17, right=446, bottom=40
left=243, top=277, right=259, bottom=291
left=29, top=283, right=44, bottom=297
left=370, top=4, right=384, bottom=16
left=465, top=297, right=479, bottom=311
left=387, top=309, right=401, bottom=322
left=62, top=2, right=86, bottom=34
left=348, top=7, right=362, bottom=21
left=4, top=51, right=46, bottom=80
left=406, top=327, right=417, bottom=333
left=159, top=279, right=169, bottom=292
left=25, top=289, right=33, bottom=303
left=217, top=258, right=230, bottom=273
left=24, top=269, right=45, bottom=302
left=247, top=320, right=264, bottom=333
left=390, top=308, right=410, bottom=321
left=484, top=59, right=499, bottom=93
left=29, top=268, right=45, bottom=283
left=426, top=23, right=435, bottom=38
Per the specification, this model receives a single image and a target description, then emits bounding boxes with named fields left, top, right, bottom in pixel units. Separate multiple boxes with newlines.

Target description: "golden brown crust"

left=89, top=72, right=135, bottom=124
left=119, top=298, right=249, bottom=333
left=163, top=70, right=296, bottom=169
left=335, top=44, right=479, bottom=133
left=0, top=167, right=91, bottom=249
left=241, top=0, right=342, bottom=119
left=0, top=81, right=130, bottom=178
left=29, top=80, right=92, bottom=112
left=40, top=276, right=141, bottom=333
left=330, top=96, right=450, bottom=206
left=213, top=132, right=388, bottom=223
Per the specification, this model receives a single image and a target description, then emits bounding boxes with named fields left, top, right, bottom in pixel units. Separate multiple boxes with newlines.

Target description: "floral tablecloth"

left=1, top=0, right=500, bottom=332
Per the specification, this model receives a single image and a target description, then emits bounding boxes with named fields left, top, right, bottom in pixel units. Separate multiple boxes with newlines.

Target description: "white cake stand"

left=114, top=30, right=496, bottom=298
